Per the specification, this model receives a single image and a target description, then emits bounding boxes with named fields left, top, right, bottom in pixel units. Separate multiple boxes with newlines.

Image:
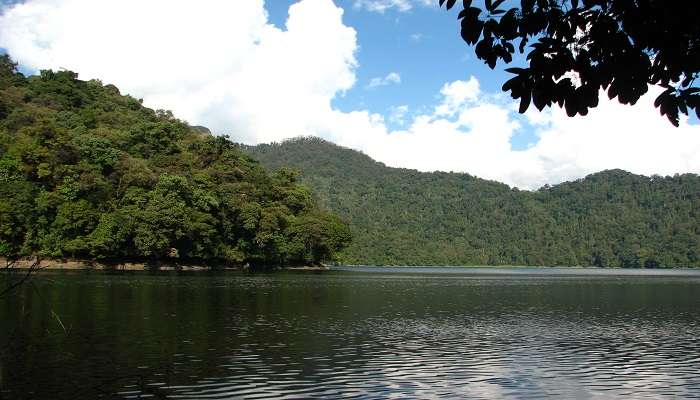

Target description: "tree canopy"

left=0, top=55, right=350, bottom=267
left=440, top=0, right=700, bottom=126
left=247, top=137, right=700, bottom=268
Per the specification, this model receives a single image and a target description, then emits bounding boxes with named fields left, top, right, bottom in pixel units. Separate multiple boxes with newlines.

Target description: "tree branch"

left=0, top=258, right=42, bottom=299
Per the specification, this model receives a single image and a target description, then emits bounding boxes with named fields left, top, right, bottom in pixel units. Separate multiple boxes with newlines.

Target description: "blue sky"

left=265, top=1, right=537, bottom=149
left=0, top=0, right=698, bottom=189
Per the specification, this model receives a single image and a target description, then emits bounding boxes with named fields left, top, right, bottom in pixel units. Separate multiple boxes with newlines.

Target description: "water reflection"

left=1, top=269, right=699, bottom=398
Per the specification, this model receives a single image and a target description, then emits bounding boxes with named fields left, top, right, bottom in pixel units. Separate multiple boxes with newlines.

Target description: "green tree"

left=0, top=56, right=351, bottom=267
left=246, top=137, right=700, bottom=268
left=285, top=211, right=352, bottom=265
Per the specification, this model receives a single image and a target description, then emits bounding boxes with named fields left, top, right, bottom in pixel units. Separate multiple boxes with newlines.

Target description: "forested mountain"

left=0, top=56, right=350, bottom=267
left=245, top=137, right=700, bottom=268
left=2, top=51, right=696, bottom=269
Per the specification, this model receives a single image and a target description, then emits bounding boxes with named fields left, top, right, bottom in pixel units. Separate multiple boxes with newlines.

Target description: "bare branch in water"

left=0, top=258, right=42, bottom=299
left=3, top=258, right=17, bottom=270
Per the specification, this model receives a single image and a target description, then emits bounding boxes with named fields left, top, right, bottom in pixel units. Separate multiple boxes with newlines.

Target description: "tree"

left=284, top=211, right=352, bottom=265
left=246, top=137, right=700, bottom=268
left=440, top=0, right=700, bottom=126
left=0, top=56, right=352, bottom=268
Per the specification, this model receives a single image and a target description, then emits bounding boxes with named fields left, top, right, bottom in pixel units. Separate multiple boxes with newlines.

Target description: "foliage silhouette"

left=440, top=0, right=700, bottom=126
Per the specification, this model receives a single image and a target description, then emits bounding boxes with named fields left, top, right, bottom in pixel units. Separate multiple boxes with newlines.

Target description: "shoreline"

left=336, top=264, right=696, bottom=271
left=337, top=264, right=662, bottom=269
left=1, top=258, right=329, bottom=272
left=3, top=258, right=693, bottom=272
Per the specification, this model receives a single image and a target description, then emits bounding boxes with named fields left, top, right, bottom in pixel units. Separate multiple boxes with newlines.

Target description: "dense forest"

left=245, top=137, right=700, bottom=268
left=1, top=52, right=697, bottom=269
left=0, top=56, right=350, bottom=267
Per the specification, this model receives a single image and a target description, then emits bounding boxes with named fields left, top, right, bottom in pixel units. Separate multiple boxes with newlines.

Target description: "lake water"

left=1, top=267, right=700, bottom=399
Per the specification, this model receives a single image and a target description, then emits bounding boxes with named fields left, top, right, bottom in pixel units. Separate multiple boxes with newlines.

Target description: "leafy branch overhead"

left=440, top=0, right=700, bottom=126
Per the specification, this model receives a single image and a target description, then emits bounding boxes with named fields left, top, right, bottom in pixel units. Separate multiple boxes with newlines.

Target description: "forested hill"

left=244, top=137, right=700, bottom=268
left=0, top=56, right=350, bottom=267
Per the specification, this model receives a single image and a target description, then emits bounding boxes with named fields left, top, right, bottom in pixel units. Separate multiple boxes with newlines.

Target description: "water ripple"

left=2, top=271, right=700, bottom=398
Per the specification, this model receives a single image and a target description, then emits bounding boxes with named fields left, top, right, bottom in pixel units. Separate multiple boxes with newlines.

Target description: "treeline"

left=245, top=137, right=700, bottom=268
left=0, top=56, right=350, bottom=267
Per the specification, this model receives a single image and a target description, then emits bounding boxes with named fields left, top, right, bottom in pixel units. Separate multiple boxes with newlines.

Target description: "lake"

left=1, top=267, right=700, bottom=399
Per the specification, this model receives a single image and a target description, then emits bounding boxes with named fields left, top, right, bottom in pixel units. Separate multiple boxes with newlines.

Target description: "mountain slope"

left=0, top=57, right=350, bottom=266
left=244, top=137, right=700, bottom=267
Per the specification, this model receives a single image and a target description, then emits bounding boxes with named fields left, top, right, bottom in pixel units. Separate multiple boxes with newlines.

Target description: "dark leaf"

left=519, top=92, right=531, bottom=113
left=503, top=41, right=515, bottom=53
left=492, top=0, right=506, bottom=9
left=502, top=75, right=521, bottom=92
left=532, top=78, right=554, bottom=111
left=461, top=15, right=484, bottom=44
left=582, top=85, right=598, bottom=108
left=657, top=93, right=678, bottom=127
left=666, top=111, right=679, bottom=127
left=487, top=57, right=497, bottom=69
left=483, top=19, right=499, bottom=37
left=532, top=91, right=546, bottom=111
left=653, top=92, right=665, bottom=108
left=498, top=9, right=518, bottom=39
left=446, top=0, right=457, bottom=10
left=519, top=37, right=528, bottom=53
left=565, top=93, right=578, bottom=117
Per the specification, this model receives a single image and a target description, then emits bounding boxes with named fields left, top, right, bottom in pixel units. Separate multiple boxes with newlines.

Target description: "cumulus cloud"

left=367, top=72, right=401, bottom=88
left=1, top=0, right=698, bottom=190
left=0, top=0, right=357, bottom=144
left=346, top=82, right=700, bottom=189
left=517, top=89, right=700, bottom=188
left=434, top=76, right=480, bottom=116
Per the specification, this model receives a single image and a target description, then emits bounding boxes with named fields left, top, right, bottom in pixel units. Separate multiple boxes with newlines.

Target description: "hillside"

left=0, top=56, right=350, bottom=267
left=244, top=137, right=700, bottom=267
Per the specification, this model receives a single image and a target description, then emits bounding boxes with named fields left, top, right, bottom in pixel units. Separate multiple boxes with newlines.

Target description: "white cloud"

left=517, top=88, right=700, bottom=188
left=1, top=0, right=698, bottom=190
left=434, top=76, right=480, bottom=116
left=410, top=33, right=424, bottom=41
left=346, top=83, right=700, bottom=190
left=388, top=104, right=409, bottom=125
left=353, top=0, right=432, bottom=13
left=0, top=0, right=357, bottom=144
left=367, top=72, right=401, bottom=88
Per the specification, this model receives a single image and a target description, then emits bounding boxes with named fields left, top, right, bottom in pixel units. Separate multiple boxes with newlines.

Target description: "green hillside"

left=0, top=57, right=350, bottom=267
left=245, top=137, right=700, bottom=268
